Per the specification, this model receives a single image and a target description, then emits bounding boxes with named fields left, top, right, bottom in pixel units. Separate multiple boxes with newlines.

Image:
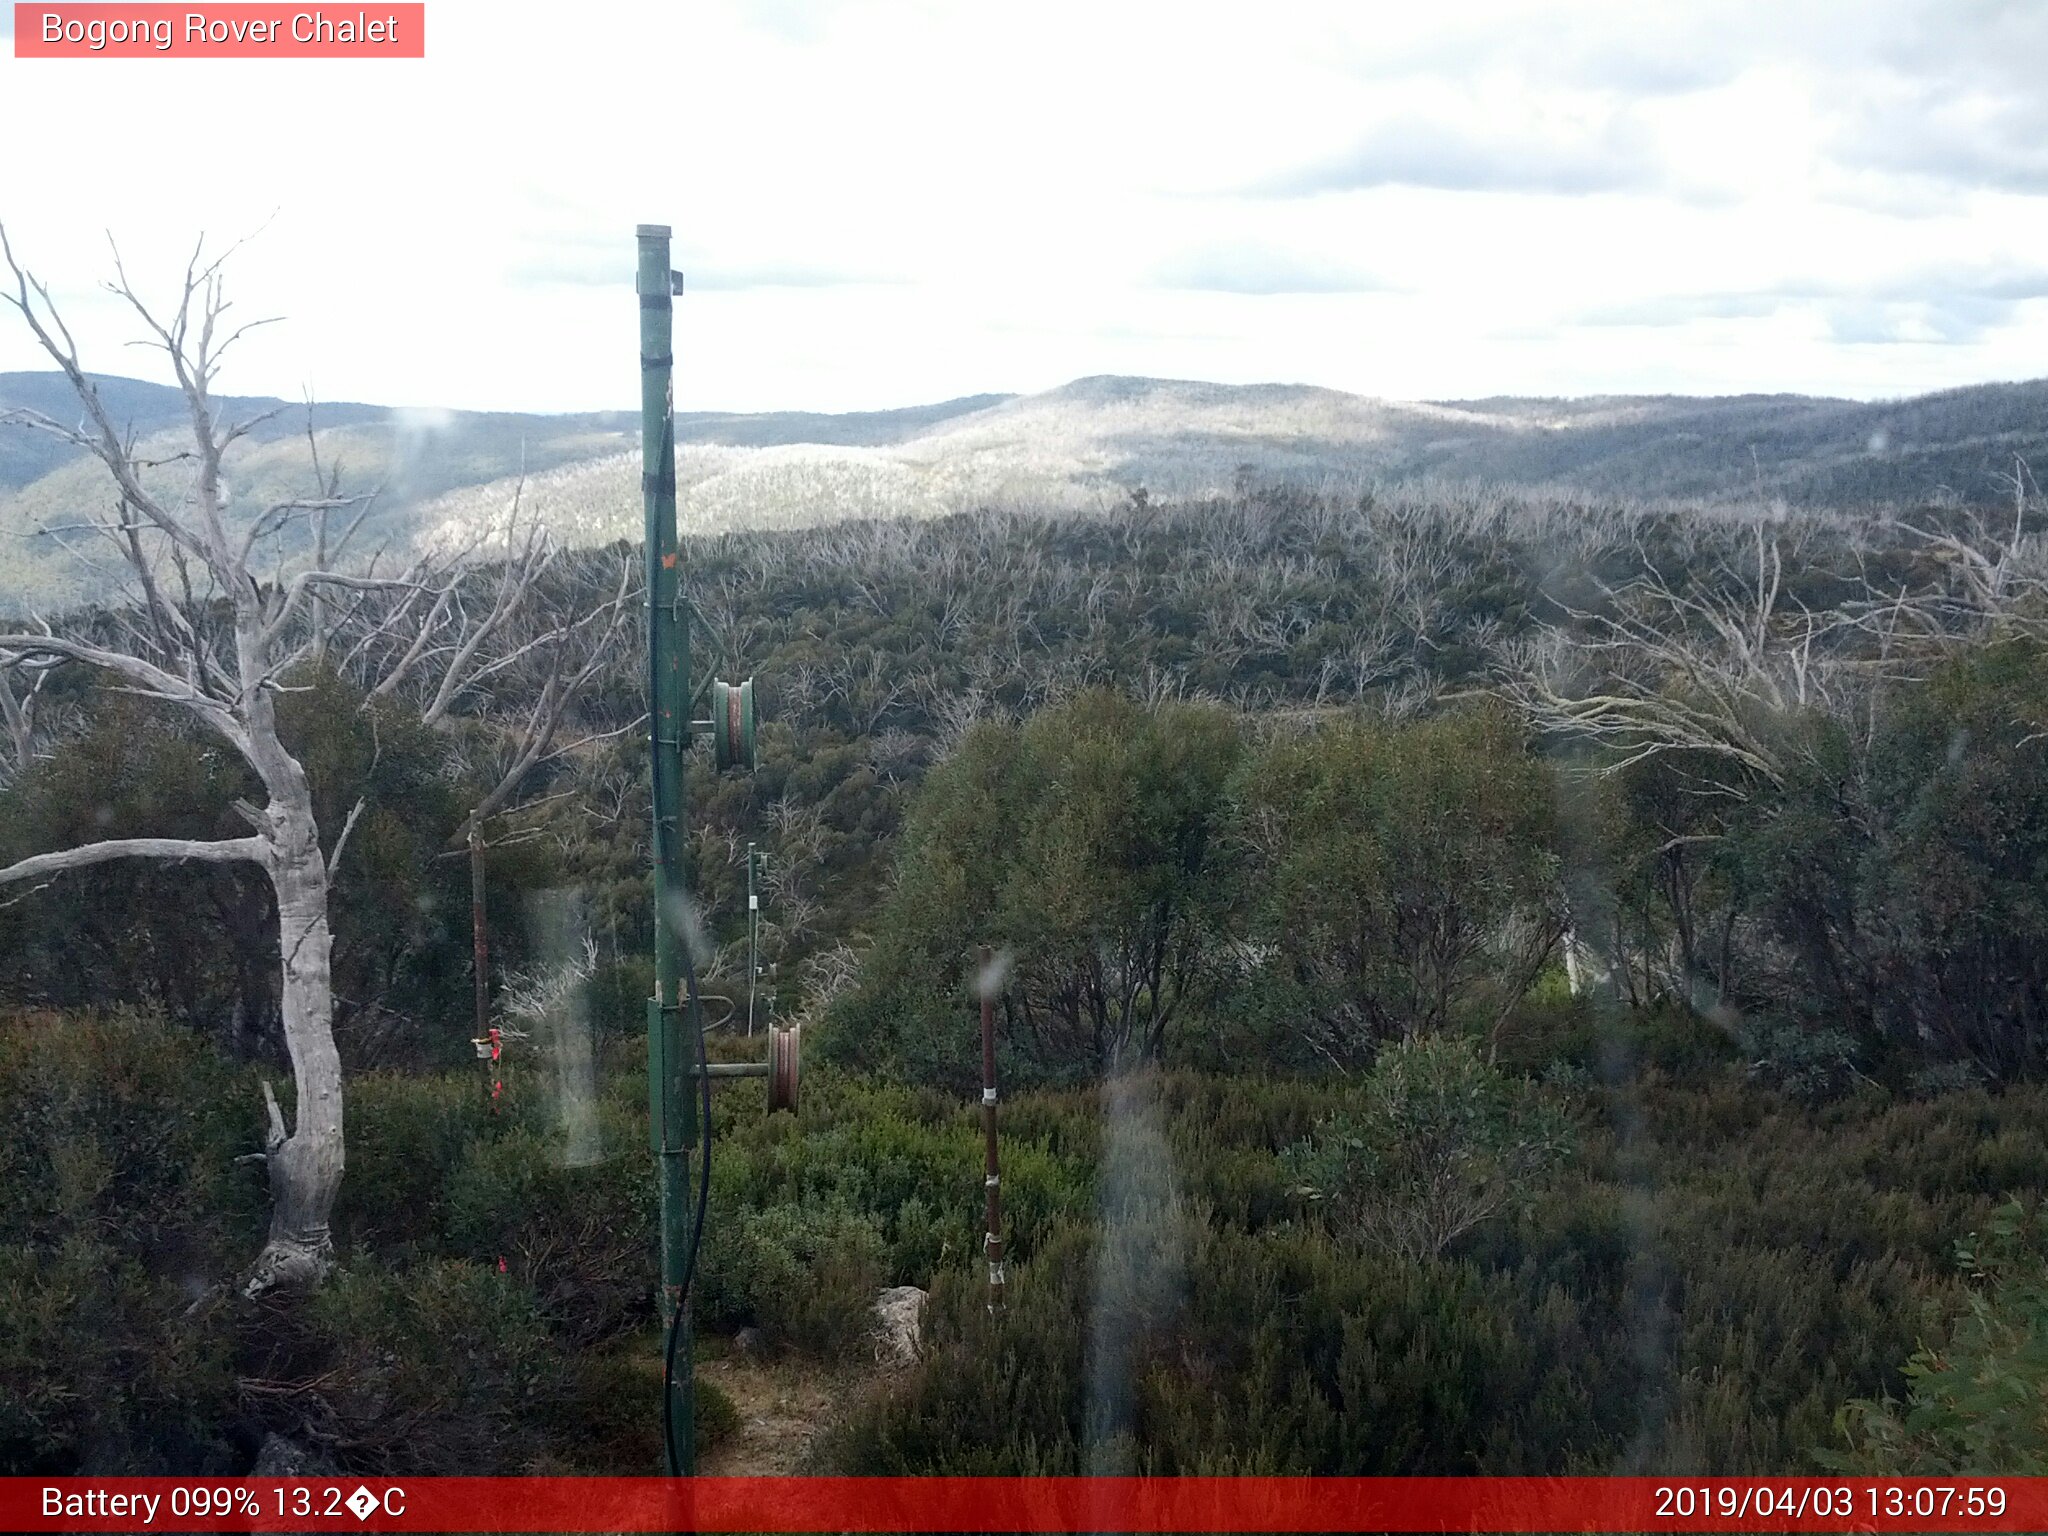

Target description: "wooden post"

left=470, top=824, right=491, bottom=1109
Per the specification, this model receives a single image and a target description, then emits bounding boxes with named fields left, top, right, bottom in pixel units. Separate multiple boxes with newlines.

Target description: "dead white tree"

left=1497, top=522, right=1857, bottom=794
left=1881, top=493, right=2048, bottom=643
left=316, top=474, right=637, bottom=849
left=0, top=228, right=390, bottom=1295
left=0, top=229, right=634, bottom=1293
left=0, top=660, right=51, bottom=778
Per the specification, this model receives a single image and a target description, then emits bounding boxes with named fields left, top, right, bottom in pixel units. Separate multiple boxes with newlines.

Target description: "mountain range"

left=3, top=370, right=2042, bottom=611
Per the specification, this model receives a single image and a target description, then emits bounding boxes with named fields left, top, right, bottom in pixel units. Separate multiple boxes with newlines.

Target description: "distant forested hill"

left=1410, top=379, right=2048, bottom=503
left=4, top=369, right=2044, bottom=612
left=0, top=374, right=1015, bottom=611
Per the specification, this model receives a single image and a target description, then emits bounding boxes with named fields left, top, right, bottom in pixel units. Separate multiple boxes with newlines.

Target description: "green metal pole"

left=746, top=842, right=758, bottom=1037
left=638, top=223, right=696, bottom=1474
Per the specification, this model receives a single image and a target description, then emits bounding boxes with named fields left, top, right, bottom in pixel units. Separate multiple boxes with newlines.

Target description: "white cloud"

left=0, top=0, right=2040, bottom=412
left=1148, top=242, right=1396, bottom=295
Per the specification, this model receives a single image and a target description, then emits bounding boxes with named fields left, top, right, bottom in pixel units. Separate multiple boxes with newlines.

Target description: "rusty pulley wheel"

left=711, top=678, right=756, bottom=772
left=767, top=1023, right=800, bottom=1114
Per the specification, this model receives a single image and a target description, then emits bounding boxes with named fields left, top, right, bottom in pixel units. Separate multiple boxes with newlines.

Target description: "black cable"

left=659, top=929, right=712, bottom=1475
left=648, top=400, right=715, bottom=1478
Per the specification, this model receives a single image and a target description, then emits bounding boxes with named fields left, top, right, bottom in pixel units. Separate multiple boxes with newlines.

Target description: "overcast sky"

left=1, top=0, right=2045, bottom=413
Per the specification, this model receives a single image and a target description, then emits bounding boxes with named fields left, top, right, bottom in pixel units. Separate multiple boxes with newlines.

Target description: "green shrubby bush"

left=832, top=1209, right=1644, bottom=1475
left=1498, top=995, right=1741, bottom=1083
left=13, top=1003, right=2048, bottom=1476
left=689, top=1068, right=1093, bottom=1351
left=706, top=1068, right=1093, bottom=1282
left=1830, top=1200, right=2048, bottom=1474
left=824, top=689, right=1243, bottom=1088
left=0, top=1007, right=894, bottom=1473
left=1601, top=639, right=2048, bottom=1085
left=441, top=1113, right=655, bottom=1346
left=823, top=1070, right=2048, bottom=1475
left=818, top=1231, right=1095, bottom=1475
left=0, top=1009, right=263, bottom=1257
left=334, top=1069, right=495, bottom=1257
left=0, top=1235, right=241, bottom=1474
left=584, top=956, right=656, bottom=1048
left=1282, top=1035, right=1575, bottom=1261
left=306, top=1260, right=561, bottom=1473
left=1739, top=1017, right=1869, bottom=1103
left=1232, top=706, right=1565, bottom=1062
left=1488, top=978, right=1597, bottom=1073
left=698, top=1201, right=887, bottom=1355
left=0, top=1011, right=260, bottom=1473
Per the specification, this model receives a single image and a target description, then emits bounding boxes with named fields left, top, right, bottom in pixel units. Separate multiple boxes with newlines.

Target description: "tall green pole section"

left=639, top=223, right=697, bottom=1474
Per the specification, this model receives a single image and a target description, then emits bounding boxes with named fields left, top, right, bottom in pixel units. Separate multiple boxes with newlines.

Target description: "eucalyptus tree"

left=829, top=688, right=1242, bottom=1086
left=0, top=228, right=631, bottom=1294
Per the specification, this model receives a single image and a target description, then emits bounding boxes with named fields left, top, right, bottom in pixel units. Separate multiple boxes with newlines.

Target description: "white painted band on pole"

left=982, top=1088, right=997, bottom=1105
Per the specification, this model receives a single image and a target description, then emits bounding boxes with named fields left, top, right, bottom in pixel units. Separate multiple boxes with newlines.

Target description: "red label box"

left=3, top=1476, right=2046, bottom=1533
left=13, top=4, right=425, bottom=57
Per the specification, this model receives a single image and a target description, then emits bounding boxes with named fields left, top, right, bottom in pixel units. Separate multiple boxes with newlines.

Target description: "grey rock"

left=872, top=1284, right=927, bottom=1367
left=253, top=1432, right=336, bottom=1476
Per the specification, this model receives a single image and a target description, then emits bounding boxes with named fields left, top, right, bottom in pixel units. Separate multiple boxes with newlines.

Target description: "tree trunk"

left=243, top=803, right=345, bottom=1298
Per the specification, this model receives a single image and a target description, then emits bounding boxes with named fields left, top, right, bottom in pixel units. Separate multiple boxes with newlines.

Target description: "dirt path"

left=697, top=1350, right=868, bottom=1474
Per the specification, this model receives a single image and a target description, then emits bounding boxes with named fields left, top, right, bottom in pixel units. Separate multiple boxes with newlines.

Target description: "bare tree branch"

left=0, top=834, right=266, bottom=887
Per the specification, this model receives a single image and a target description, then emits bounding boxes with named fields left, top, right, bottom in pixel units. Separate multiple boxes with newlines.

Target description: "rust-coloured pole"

left=471, top=826, right=504, bottom=1113
left=470, top=826, right=489, bottom=1051
left=979, top=945, right=1005, bottom=1312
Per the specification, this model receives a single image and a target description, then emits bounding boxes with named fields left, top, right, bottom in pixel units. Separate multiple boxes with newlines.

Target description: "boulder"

left=252, top=1432, right=336, bottom=1476
left=872, top=1285, right=927, bottom=1367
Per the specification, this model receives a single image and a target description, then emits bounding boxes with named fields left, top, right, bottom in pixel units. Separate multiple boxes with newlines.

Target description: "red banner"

left=2, top=1476, right=2041, bottom=1532
left=12, top=4, right=425, bottom=58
